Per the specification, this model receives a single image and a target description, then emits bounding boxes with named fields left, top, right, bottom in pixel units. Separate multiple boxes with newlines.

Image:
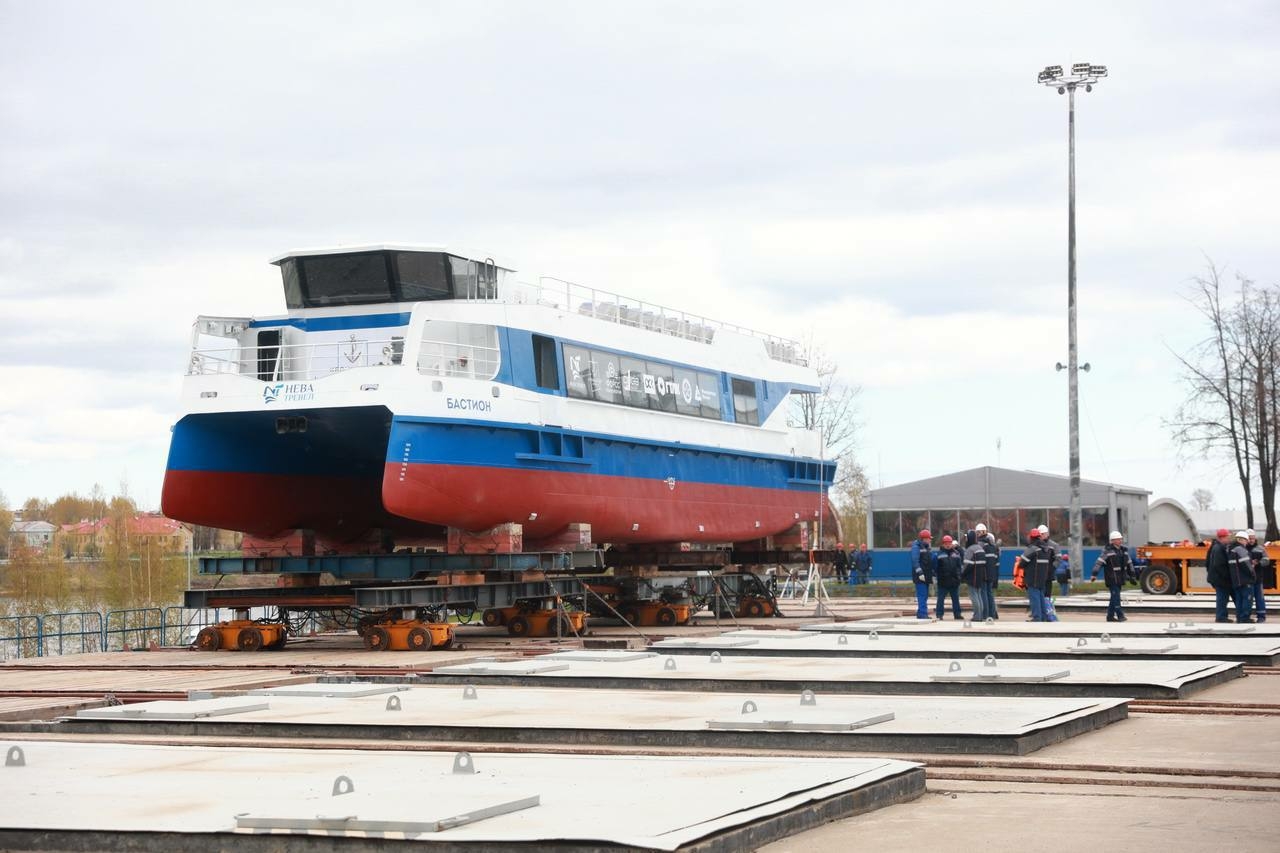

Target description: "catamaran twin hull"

left=161, top=246, right=835, bottom=547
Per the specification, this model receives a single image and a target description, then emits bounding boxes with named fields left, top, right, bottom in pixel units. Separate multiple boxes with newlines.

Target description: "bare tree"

left=791, top=337, right=862, bottom=485
left=1168, top=264, right=1280, bottom=539
left=1189, top=488, right=1215, bottom=511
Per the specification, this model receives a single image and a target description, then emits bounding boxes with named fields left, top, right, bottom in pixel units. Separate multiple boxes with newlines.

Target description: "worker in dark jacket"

left=1090, top=530, right=1135, bottom=622
left=833, top=544, right=850, bottom=584
left=1247, top=531, right=1269, bottom=622
left=852, top=543, right=873, bottom=584
left=910, top=530, right=934, bottom=619
left=934, top=534, right=964, bottom=619
left=978, top=524, right=1000, bottom=620
left=962, top=530, right=991, bottom=621
left=1206, top=528, right=1233, bottom=622
left=1021, top=530, right=1056, bottom=621
left=1230, top=531, right=1257, bottom=623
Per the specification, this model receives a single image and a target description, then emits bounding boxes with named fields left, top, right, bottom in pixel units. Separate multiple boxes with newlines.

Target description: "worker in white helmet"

left=974, top=522, right=1000, bottom=620
left=1090, top=530, right=1135, bottom=622
left=1229, top=531, right=1258, bottom=623
left=1246, top=530, right=1269, bottom=622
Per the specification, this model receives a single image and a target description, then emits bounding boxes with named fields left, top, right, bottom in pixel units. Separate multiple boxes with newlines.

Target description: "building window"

left=902, top=511, right=930, bottom=543
left=1082, top=507, right=1110, bottom=546
left=1020, top=508, right=1047, bottom=537
left=959, top=510, right=988, bottom=537
left=1047, top=508, right=1069, bottom=542
left=989, top=508, right=1019, bottom=547
left=873, top=511, right=901, bottom=549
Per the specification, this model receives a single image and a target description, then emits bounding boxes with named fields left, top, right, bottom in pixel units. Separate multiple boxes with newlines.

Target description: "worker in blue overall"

left=1021, top=531, right=1057, bottom=621
left=910, top=529, right=934, bottom=619
left=1090, top=530, right=1134, bottom=622
left=1247, top=531, right=1269, bottom=622
left=852, top=543, right=873, bottom=584
left=934, top=534, right=964, bottom=619
left=962, top=530, right=992, bottom=621
left=1206, top=528, right=1234, bottom=622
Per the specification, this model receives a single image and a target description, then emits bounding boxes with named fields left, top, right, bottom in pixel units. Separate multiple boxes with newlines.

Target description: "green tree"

left=0, top=488, right=13, bottom=558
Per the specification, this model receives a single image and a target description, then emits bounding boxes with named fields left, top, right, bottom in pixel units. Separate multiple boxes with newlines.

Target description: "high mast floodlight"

left=1036, top=60, right=1107, bottom=591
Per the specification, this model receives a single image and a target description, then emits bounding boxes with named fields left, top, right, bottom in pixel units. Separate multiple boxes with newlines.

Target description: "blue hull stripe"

left=390, top=417, right=832, bottom=492
left=249, top=312, right=412, bottom=332
left=165, top=410, right=835, bottom=493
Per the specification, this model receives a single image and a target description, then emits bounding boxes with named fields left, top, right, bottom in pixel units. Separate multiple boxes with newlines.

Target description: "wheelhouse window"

left=298, top=252, right=393, bottom=307
left=732, top=378, right=759, bottom=425
left=395, top=252, right=451, bottom=301
left=417, top=321, right=500, bottom=379
left=280, top=259, right=304, bottom=309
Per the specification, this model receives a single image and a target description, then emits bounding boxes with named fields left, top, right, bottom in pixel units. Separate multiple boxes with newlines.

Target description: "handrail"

left=0, top=615, right=42, bottom=660
left=104, top=607, right=165, bottom=651
left=530, top=276, right=808, bottom=366
left=38, top=610, right=103, bottom=657
left=188, top=337, right=405, bottom=379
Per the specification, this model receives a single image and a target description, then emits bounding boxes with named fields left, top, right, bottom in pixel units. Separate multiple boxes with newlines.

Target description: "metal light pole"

left=1038, top=62, right=1106, bottom=582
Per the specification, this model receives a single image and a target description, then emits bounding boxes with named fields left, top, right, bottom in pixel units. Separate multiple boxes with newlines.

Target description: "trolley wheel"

left=482, top=608, right=503, bottom=627
left=656, top=606, right=677, bottom=626
left=1141, top=566, right=1177, bottom=595
left=553, top=615, right=576, bottom=637
left=508, top=615, right=531, bottom=637
left=363, top=626, right=391, bottom=651
left=745, top=599, right=766, bottom=618
left=406, top=627, right=431, bottom=651
left=195, top=627, right=221, bottom=652
left=618, top=607, right=639, bottom=625
left=266, top=630, right=288, bottom=650
left=437, top=634, right=454, bottom=650
left=237, top=627, right=264, bottom=652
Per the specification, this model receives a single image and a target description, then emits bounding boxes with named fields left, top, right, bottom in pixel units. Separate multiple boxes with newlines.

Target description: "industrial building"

left=865, top=466, right=1150, bottom=579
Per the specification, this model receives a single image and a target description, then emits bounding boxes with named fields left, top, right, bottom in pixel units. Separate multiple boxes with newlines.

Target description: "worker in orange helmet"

left=910, top=529, right=934, bottom=619
left=934, top=534, right=964, bottom=619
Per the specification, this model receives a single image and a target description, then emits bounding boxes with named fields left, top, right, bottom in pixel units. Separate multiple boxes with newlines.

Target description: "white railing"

left=187, top=339, right=404, bottom=380
left=416, top=338, right=501, bottom=380
left=508, top=277, right=807, bottom=366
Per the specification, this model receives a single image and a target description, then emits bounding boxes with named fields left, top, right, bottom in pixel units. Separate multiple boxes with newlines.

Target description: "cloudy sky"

left=1, top=0, right=1278, bottom=512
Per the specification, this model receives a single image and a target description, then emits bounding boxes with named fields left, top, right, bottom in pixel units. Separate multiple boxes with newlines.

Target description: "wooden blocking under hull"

left=525, top=522, right=594, bottom=552
left=448, top=523, right=524, bottom=554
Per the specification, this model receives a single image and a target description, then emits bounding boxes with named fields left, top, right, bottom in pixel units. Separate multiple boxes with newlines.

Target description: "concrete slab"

left=423, top=650, right=1241, bottom=699
left=0, top=741, right=924, bottom=852
left=1052, top=593, right=1273, bottom=616
left=247, top=683, right=410, bottom=698
left=76, top=696, right=269, bottom=720
left=54, top=684, right=1129, bottom=755
left=807, top=617, right=1280, bottom=637
left=652, top=629, right=1280, bottom=664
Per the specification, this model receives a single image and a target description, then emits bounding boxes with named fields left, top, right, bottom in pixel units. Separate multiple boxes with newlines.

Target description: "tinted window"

left=697, top=372, right=722, bottom=418
left=648, top=361, right=677, bottom=413
left=280, top=259, right=303, bottom=308
left=672, top=367, right=700, bottom=416
left=300, top=253, right=392, bottom=306
left=533, top=335, right=559, bottom=390
left=592, top=351, right=623, bottom=404
left=620, top=357, right=650, bottom=409
left=395, top=252, right=451, bottom=301
left=873, top=511, right=901, bottom=549
left=732, top=378, right=758, bottom=425
left=564, top=344, right=591, bottom=399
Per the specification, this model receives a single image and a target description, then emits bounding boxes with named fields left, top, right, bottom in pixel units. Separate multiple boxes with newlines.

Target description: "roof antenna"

left=996, top=437, right=1002, bottom=467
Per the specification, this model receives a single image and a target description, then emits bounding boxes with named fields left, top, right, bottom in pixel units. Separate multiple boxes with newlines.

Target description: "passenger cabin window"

left=533, top=335, right=559, bottom=390
left=563, top=343, right=725, bottom=421
left=732, top=378, right=759, bottom=425
left=417, top=321, right=500, bottom=379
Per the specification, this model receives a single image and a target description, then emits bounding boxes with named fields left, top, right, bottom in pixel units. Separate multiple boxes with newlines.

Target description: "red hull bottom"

left=161, top=469, right=439, bottom=542
left=382, top=462, right=822, bottom=543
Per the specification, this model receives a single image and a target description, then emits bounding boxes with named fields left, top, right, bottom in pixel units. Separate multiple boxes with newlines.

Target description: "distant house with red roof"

left=60, top=514, right=193, bottom=557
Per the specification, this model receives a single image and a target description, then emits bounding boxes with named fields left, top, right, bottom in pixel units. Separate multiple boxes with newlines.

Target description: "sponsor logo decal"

left=263, top=382, right=316, bottom=405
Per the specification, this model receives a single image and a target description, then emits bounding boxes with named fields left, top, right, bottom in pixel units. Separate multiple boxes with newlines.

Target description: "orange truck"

left=1133, top=543, right=1280, bottom=595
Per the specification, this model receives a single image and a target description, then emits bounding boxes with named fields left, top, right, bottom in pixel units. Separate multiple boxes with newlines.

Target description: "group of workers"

left=1205, top=528, right=1270, bottom=623
left=855, top=525, right=1140, bottom=623
left=831, top=543, right=872, bottom=584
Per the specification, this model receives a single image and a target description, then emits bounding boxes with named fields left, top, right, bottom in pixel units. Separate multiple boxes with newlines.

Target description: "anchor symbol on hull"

left=345, top=334, right=362, bottom=365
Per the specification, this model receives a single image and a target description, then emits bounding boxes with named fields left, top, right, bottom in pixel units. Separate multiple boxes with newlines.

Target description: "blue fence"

left=0, top=606, right=238, bottom=660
